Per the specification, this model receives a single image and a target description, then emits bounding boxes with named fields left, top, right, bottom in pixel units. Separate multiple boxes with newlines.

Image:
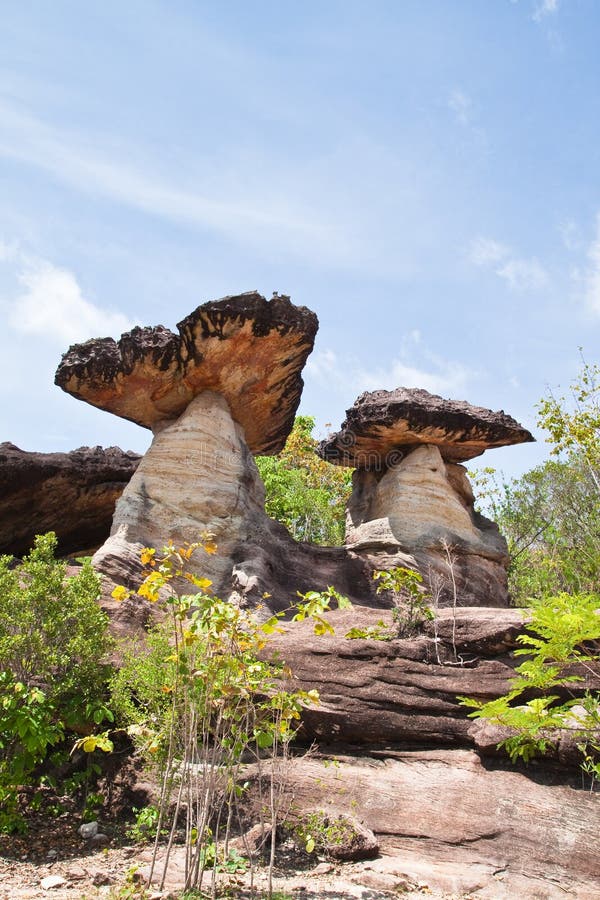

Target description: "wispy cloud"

left=0, top=98, right=352, bottom=266
left=559, top=219, right=581, bottom=251
left=448, top=89, right=473, bottom=127
left=468, top=235, right=549, bottom=291
left=307, top=331, right=475, bottom=400
left=533, top=0, right=559, bottom=23
left=0, top=244, right=133, bottom=344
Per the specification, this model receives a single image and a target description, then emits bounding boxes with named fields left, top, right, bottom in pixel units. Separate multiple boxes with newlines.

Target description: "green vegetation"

left=109, top=539, right=350, bottom=896
left=256, top=415, right=352, bottom=545
left=466, top=355, right=600, bottom=778
left=0, top=533, right=113, bottom=832
left=345, top=566, right=433, bottom=640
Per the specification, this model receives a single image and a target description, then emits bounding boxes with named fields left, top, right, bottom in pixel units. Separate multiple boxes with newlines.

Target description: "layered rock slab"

left=319, top=386, right=534, bottom=466
left=275, top=750, right=600, bottom=899
left=55, top=291, right=318, bottom=455
left=0, top=442, right=140, bottom=557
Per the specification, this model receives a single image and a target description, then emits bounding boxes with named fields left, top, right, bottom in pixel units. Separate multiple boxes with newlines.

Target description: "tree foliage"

left=466, top=355, right=600, bottom=778
left=256, top=415, right=352, bottom=546
left=472, top=355, right=600, bottom=605
left=0, top=533, right=113, bottom=831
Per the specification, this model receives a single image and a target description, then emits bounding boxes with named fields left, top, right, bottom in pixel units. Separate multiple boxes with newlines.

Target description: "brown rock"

left=0, top=442, right=140, bottom=557
left=270, top=605, right=527, bottom=749
left=55, top=291, right=318, bottom=456
left=91, top=390, right=376, bottom=607
left=275, top=750, right=600, bottom=899
left=318, top=386, right=534, bottom=466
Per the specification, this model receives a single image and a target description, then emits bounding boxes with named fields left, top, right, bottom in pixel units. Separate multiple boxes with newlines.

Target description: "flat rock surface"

left=55, top=291, right=318, bottom=455
left=0, top=442, right=140, bottom=557
left=319, top=387, right=534, bottom=465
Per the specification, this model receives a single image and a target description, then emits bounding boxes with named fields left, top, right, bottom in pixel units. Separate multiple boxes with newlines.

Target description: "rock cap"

left=318, top=387, right=534, bottom=466
left=55, top=291, right=318, bottom=455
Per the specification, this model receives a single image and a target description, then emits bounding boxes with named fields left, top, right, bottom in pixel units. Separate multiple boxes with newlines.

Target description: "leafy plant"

left=460, top=591, right=600, bottom=770
left=126, top=805, right=163, bottom=843
left=256, top=416, right=352, bottom=545
left=375, top=567, right=433, bottom=637
left=110, top=538, right=350, bottom=897
left=0, top=533, right=113, bottom=831
left=292, top=810, right=359, bottom=857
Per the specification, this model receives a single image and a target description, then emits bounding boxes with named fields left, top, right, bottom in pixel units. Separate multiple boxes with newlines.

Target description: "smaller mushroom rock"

left=55, top=291, right=319, bottom=456
left=322, top=388, right=533, bottom=607
left=318, top=387, right=534, bottom=466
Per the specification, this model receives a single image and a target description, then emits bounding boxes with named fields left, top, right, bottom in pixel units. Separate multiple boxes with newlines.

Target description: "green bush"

left=0, top=532, right=113, bottom=831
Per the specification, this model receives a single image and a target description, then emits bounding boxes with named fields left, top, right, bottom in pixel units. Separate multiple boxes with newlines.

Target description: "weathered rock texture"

left=271, top=603, right=600, bottom=758
left=319, top=388, right=533, bottom=607
left=0, top=442, right=140, bottom=557
left=93, top=391, right=375, bottom=607
left=319, top=387, right=534, bottom=466
left=56, top=291, right=318, bottom=455
left=276, top=751, right=600, bottom=899
left=346, top=445, right=510, bottom=606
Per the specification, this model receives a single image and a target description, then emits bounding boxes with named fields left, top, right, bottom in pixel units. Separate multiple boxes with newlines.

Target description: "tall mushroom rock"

left=54, top=291, right=327, bottom=601
left=318, top=387, right=535, bottom=607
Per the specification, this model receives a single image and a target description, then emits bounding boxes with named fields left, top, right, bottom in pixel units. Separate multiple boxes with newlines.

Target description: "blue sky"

left=1, top=0, right=599, bottom=480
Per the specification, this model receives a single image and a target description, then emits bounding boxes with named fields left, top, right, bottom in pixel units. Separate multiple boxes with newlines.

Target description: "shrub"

left=0, top=533, right=113, bottom=830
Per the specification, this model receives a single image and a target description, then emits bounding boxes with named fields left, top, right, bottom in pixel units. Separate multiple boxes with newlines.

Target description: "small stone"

left=40, top=875, right=68, bottom=891
left=92, top=870, right=115, bottom=886
left=46, top=849, right=58, bottom=859
left=90, top=832, right=110, bottom=848
left=313, top=862, right=334, bottom=875
left=78, top=820, right=99, bottom=840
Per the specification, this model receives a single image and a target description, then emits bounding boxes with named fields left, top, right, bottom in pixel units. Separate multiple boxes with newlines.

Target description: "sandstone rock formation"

left=276, top=750, right=600, bottom=899
left=0, top=442, right=140, bottom=557
left=319, top=388, right=534, bottom=607
left=56, top=292, right=374, bottom=605
left=56, top=291, right=318, bottom=455
left=319, top=386, right=534, bottom=465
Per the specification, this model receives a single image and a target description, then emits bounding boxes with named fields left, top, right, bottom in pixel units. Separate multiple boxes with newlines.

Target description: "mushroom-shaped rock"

left=318, top=387, right=534, bottom=466
left=54, top=292, right=377, bottom=610
left=55, top=291, right=318, bottom=456
left=321, top=388, right=533, bottom=608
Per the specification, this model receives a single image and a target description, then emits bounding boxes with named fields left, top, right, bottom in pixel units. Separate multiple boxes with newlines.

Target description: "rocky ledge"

left=0, top=443, right=140, bottom=557
left=318, top=387, right=534, bottom=466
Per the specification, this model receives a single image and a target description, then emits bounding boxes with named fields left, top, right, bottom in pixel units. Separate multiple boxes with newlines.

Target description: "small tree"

left=256, top=416, right=352, bottom=545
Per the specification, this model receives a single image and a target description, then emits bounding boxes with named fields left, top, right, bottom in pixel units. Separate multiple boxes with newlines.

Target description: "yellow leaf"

left=111, top=585, right=130, bottom=602
left=203, top=540, right=218, bottom=555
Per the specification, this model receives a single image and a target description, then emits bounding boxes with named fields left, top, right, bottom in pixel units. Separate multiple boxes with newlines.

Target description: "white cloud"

left=495, top=257, right=549, bottom=291
left=559, top=219, right=581, bottom=251
left=307, top=344, right=474, bottom=400
left=584, top=215, right=600, bottom=316
left=1, top=246, right=133, bottom=344
left=468, top=235, right=549, bottom=292
left=356, top=357, right=472, bottom=397
left=0, top=98, right=350, bottom=267
left=448, top=90, right=473, bottom=127
left=533, top=0, right=559, bottom=22
left=468, top=237, right=510, bottom=266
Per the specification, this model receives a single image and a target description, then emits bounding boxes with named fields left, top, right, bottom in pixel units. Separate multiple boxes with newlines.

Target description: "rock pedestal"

left=319, top=388, right=534, bottom=607
left=92, top=391, right=267, bottom=593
